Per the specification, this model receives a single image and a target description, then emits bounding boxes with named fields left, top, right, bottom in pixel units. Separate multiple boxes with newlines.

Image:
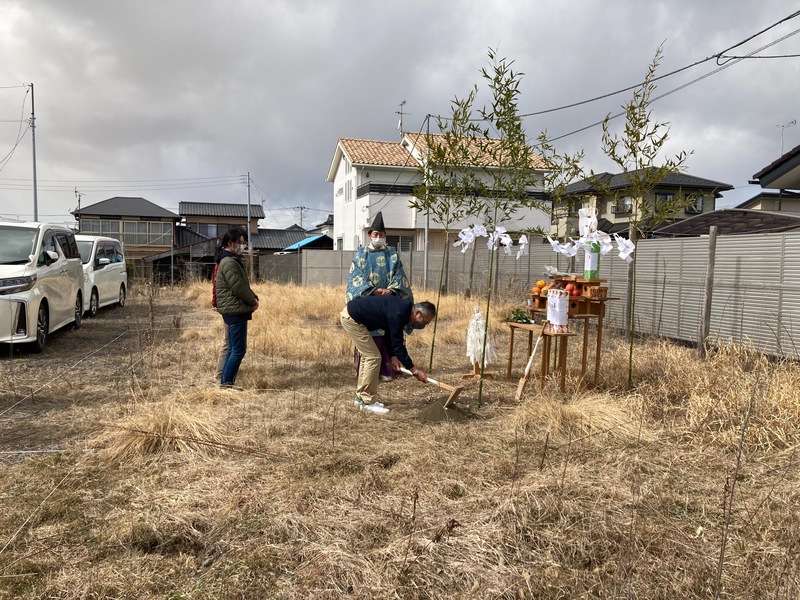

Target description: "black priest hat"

left=368, top=212, right=386, bottom=234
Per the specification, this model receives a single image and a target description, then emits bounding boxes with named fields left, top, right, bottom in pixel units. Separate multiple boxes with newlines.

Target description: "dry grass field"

left=1, top=281, right=798, bottom=599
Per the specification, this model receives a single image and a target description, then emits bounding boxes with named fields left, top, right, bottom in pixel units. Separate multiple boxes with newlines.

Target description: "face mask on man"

left=236, top=243, right=247, bottom=254
left=370, top=235, right=386, bottom=248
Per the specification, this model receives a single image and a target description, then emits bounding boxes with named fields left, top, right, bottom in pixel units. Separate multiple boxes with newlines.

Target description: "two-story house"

left=326, top=132, right=550, bottom=252
left=745, top=142, right=800, bottom=213
left=73, top=196, right=180, bottom=260
left=555, top=170, right=733, bottom=238
left=179, top=201, right=265, bottom=240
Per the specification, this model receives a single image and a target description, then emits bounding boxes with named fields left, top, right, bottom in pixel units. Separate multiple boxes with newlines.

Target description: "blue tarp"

left=283, top=234, right=325, bottom=251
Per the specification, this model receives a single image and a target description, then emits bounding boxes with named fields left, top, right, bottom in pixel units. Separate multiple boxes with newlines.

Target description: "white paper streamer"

left=465, top=306, right=496, bottom=366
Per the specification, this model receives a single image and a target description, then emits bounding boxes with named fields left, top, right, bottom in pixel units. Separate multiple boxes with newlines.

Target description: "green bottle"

left=583, top=241, right=600, bottom=280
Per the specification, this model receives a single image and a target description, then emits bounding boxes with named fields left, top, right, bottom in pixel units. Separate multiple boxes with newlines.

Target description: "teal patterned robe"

left=345, top=245, right=413, bottom=303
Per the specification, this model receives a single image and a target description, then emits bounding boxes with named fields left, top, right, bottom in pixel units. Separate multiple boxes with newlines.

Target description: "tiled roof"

left=753, top=142, right=800, bottom=180
left=566, top=169, right=732, bottom=195
left=251, top=228, right=309, bottom=250
left=339, top=138, right=419, bottom=167
left=74, top=197, right=179, bottom=219
left=735, top=189, right=800, bottom=209
left=403, top=132, right=549, bottom=170
left=316, top=214, right=334, bottom=227
left=336, top=134, right=547, bottom=172
left=175, top=226, right=212, bottom=247
left=179, top=201, right=265, bottom=219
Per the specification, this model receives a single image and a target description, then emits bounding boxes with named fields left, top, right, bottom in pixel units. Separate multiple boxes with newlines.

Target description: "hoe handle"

left=398, top=367, right=439, bottom=385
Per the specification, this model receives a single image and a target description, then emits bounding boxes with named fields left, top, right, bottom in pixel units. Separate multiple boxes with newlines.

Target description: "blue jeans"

left=221, top=321, right=248, bottom=385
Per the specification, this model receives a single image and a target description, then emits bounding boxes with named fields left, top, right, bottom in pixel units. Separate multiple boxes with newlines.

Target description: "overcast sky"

left=1, top=0, right=798, bottom=229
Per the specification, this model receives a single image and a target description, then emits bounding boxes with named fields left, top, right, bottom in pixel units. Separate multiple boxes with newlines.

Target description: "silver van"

left=75, top=235, right=128, bottom=317
left=0, top=222, right=84, bottom=352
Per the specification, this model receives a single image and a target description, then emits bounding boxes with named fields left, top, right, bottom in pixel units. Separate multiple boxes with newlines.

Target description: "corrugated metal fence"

left=259, top=231, right=800, bottom=359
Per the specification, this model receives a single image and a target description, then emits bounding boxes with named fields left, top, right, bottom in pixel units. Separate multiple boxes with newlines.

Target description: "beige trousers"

left=340, top=306, right=381, bottom=404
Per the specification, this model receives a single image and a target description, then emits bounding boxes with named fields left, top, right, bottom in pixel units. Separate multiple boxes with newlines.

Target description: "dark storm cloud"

left=1, top=0, right=798, bottom=224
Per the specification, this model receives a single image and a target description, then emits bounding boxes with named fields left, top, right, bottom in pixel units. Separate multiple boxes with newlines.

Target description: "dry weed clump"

left=92, top=394, right=231, bottom=464
left=598, top=337, right=800, bottom=450
left=516, top=393, right=654, bottom=446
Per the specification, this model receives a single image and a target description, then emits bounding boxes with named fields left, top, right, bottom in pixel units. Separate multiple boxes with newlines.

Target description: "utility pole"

left=246, top=172, right=254, bottom=280
left=74, top=187, right=84, bottom=232
left=28, top=83, right=38, bottom=221
left=293, top=206, right=308, bottom=228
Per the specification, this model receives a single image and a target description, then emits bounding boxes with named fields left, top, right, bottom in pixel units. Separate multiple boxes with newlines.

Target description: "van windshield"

left=76, top=241, right=93, bottom=264
left=0, top=226, right=37, bottom=265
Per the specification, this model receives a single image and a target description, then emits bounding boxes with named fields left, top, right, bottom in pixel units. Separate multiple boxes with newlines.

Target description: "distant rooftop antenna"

left=395, top=100, right=407, bottom=136
left=777, top=119, right=796, bottom=155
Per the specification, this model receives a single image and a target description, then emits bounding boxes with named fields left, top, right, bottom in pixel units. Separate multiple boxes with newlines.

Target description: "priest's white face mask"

left=370, top=234, right=386, bottom=248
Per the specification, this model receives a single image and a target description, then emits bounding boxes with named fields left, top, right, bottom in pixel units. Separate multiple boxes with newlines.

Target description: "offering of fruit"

left=565, top=283, right=575, bottom=293
left=536, top=279, right=546, bottom=289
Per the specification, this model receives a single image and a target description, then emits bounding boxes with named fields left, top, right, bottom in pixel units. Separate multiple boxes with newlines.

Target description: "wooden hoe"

left=515, top=322, right=547, bottom=401
left=399, top=367, right=464, bottom=407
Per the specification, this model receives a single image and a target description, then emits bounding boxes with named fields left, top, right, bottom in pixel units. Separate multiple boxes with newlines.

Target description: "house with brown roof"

left=326, top=132, right=549, bottom=251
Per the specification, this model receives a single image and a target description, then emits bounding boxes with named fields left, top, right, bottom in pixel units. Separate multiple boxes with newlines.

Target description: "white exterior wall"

left=332, top=152, right=551, bottom=251
left=331, top=157, right=360, bottom=250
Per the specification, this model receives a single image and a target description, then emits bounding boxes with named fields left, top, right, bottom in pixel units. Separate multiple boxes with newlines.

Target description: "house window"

left=81, top=219, right=101, bottom=234
left=685, top=195, right=704, bottom=214
left=197, top=223, right=217, bottom=237
left=387, top=235, right=414, bottom=252
left=336, top=238, right=343, bottom=251
left=122, top=220, right=173, bottom=246
left=613, top=197, right=632, bottom=214
left=655, top=193, right=674, bottom=207
left=101, top=220, right=120, bottom=234
left=345, top=159, right=352, bottom=175
left=80, top=219, right=121, bottom=238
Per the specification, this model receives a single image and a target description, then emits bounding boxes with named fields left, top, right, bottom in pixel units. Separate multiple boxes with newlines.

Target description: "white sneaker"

left=354, top=398, right=385, bottom=408
left=379, top=375, right=393, bottom=382
left=354, top=398, right=389, bottom=414
left=362, top=402, right=390, bottom=415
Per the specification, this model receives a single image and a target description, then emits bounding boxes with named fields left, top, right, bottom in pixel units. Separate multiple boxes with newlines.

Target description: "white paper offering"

left=546, top=289, right=569, bottom=327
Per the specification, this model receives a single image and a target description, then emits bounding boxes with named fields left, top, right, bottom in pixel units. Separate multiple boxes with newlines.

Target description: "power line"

left=715, top=8, right=800, bottom=65
left=430, top=9, right=800, bottom=124
left=546, top=25, right=800, bottom=143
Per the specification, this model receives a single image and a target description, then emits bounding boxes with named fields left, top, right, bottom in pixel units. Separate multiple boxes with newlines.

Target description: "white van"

left=0, top=222, right=84, bottom=352
left=75, top=235, right=128, bottom=318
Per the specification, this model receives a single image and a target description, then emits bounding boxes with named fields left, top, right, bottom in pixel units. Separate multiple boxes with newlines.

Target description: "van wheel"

left=118, top=284, right=126, bottom=308
left=88, top=288, right=99, bottom=318
left=32, top=303, right=48, bottom=353
left=73, top=292, right=82, bottom=329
